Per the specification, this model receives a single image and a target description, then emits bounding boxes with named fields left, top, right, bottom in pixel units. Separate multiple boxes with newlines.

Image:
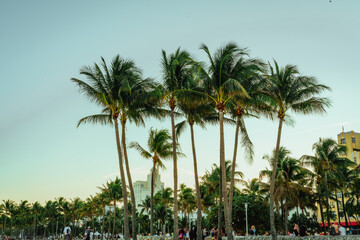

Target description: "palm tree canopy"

left=261, top=61, right=331, bottom=123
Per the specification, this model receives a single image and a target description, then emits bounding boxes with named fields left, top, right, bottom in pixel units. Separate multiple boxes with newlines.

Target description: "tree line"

left=2, top=42, right=359, bottom=240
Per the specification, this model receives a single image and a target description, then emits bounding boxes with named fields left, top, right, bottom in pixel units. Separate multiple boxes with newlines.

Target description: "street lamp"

left=245, top=203, right=248, bottom=237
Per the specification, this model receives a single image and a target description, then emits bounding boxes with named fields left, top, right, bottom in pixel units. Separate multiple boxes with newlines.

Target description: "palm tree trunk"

left=101, top=207, right=105, bottom=240
left=269, top=118, right=284, bottom=240
left=113, top=119, right=130, bottom=240
left=217, top=180, right=222, bottom=240
left=284, top=198, right=288, bottom=234
left=324, top=169, right=331, bottom=231
left=335, top=194, right=341, bottom=225
left=218, top=109, right=232, bottom=240
left=318, top=193, right=326, bottom=234
left=170, top=100, right=179, bottom=240
left=121, top=120, right=137, bottom=240
left=229, top=117, right=240, bottom=219
left=33, top=215, right=36, bottom=240
left=341, top=190, right=348, bottom=227
left=112, top=201, right=116, bottom=240
left=150, top=161, right=155, bottom=236
left=189, top=123, right=203, bottom=240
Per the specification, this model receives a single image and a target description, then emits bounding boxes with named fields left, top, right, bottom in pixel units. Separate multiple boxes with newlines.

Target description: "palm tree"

left=96, top=191, right=111, bottom=240
left=129, top=128, right=183, bottom=235
left=261, top=147, right=313, bottom=234
left=199, top=42, right=250, bottom=239
left=241, top=178, right=262, bottom=196
left=72, top=55, right=142, bottom=239
left=175, top=90, right=220, bottom=240
left=261, top=61, right=331, bottom=239
left=1, top=200, right=15, bottom=235
left=227, top=59, right=268, bottom=219
left=161, top=48, right=194, bottom=239
left=118, top=74, right=163, bottom=240
left=302, top=138, right=352, bottom=231
left=31, top=201, right=43, bottom=239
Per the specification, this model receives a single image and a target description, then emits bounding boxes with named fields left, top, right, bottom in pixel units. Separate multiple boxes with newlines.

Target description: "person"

left=202, top=228, right=207, bottom=240
left=263, top=231, right=269, bottom=236
left=339, top=225, right=346, bottom=236
left=299, top=225, right=308, bottom=236
left=329, top=223, right=336, bottom=236
left=63, top=225, right=71, bottom=240
left=190, top=226, right=196, bottom=240
left=250, top=225, right=256, bottom=236
left=293, top=224, right=299, bottom=236
left=84, top=226, right=92, bottom=240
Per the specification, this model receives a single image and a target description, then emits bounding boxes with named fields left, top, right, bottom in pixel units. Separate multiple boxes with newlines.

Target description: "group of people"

left=63, top=225, right=93, bottom=240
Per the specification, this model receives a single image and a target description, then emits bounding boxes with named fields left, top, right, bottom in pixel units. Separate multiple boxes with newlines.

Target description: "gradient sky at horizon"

left=1, top=0, right=360, bottom=205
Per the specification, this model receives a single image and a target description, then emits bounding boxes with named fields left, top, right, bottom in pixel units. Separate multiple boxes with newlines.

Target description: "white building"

left=134, top=168, right=164, bottom=210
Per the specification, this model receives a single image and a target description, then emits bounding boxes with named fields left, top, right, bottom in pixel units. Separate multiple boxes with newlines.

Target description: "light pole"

left=245, top=203, right=248, bottom=237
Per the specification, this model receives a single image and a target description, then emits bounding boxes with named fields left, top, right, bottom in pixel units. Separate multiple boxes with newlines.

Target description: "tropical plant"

left=199, top=42, right=251, bottom=240
left=261, top=61, right=330, bottom=239
left=161, top=48, right=194, bottom=240
left=129, top=128, right=183, bottom=235
left=72, top=55, right=143, bottom=239
left=302, top=138, right=353, bottom=232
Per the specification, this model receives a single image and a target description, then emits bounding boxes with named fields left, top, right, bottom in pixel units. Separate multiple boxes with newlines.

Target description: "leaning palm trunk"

left=112, top=201, right=116, bottom=240
left=170, top=98, right=179, bottom=240
left=219, top=109, right=232, bottom=240
left=101, top=206, right=105, bottom=240
left=269, top=118, right=284, bottom=240
left=114, top=119, right=130, bottom=240
left=189, top=124, right=203, bottom=240
left=324, top=170, right=331, bottom=231
left=335, top=195, right=341, bottom=225
left=229, top=117, right=240, bottom=217
left=121, top=120, right=137, bottom=240
left=150, top=162, right=155, bottom=236
left=341, top=191, right=349, bottom=227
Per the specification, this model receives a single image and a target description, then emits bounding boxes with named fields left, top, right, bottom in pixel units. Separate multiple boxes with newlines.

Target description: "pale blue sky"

left=1, top=0, right=359, bottom=204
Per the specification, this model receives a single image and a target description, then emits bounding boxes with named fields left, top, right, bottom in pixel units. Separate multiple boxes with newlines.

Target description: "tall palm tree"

left=72, top=55, right=142, bottom=239
left=118, top=75, right=163, bottom=240
left=261, top=61, right=331, bottom=239
left=302, top=138, right=352, bottom=231
left=227, top=58, right=267, bottom=219
left=161, top=48, right=193, bottom=239
left=129, top=128, right=183, bottom=235
left=175, top=91, right=220, bottom=240
left=199, top=42, right=250, bottom=240
left=96, top=191, right=111, bottom=240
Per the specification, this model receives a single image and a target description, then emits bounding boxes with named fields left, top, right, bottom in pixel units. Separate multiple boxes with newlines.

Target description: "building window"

left=352, top=137, right=356, bottom=143
left=338, top=192, right=342, bottom=198
left=330, top=202, right=335, bottom=208
left=354, top=157, right=357, bottom=164
left=341, top=138, right=345, bottom=144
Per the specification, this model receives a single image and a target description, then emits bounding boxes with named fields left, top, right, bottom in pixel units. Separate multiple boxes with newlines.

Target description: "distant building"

left=134, top=168, right=164, bottom=210
left=337, top=130, right=360, bottom=164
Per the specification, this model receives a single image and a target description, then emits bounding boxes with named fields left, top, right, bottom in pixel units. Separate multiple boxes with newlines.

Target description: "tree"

left=199, top=42, right=250, bottom=240
left=161, top=48, right=194, bottom=240
left=261, top=61, right=330, bottom=240
left=175, top=87, right=219, bottom=240
left=302, top=138, right=353, bottom=231
left=129, top=128, right=183, bottom=235
left=260, top=147, right=314, bottom=233
left=117, top=71, right=163, bottom=240
left=72, top=55, right=142, bottom=239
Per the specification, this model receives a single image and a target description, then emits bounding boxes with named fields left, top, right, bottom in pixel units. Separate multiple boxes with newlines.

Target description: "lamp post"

left=245, top=203, right=248, bottom=237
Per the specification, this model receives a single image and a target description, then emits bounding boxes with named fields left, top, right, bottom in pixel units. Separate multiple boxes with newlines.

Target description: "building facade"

left=133, top=168, right=164, bottom=211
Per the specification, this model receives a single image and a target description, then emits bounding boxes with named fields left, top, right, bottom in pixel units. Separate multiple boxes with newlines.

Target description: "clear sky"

left=1, top=0, right=360, bottom=205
